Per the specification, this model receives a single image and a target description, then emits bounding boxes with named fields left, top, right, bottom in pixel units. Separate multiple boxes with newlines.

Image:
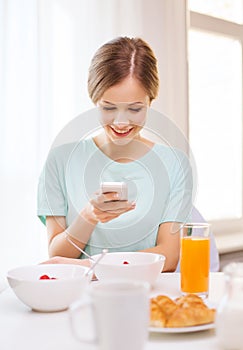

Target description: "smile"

left=110, top=126, right=133, bottom=137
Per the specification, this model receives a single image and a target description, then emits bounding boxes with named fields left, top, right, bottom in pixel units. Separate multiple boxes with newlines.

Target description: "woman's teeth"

left=111, top=127, right=132, bottom=135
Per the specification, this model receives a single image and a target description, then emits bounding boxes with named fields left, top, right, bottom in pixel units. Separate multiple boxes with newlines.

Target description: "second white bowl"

left=91, top=252, right=166, bottom=285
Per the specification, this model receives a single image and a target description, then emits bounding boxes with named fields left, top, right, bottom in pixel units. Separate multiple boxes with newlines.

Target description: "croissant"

left=150, top=294, right=216, bottom=328
left=166, top=303, right=215, bottom=327
left=175, top=294, right=207, bottom=308
left=153, top=295, right=178, bottom=318
left=150, top=299, right=166, bottom=327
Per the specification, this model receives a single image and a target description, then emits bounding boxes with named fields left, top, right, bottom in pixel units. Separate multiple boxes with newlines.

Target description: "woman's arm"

left=46, top=193, right=135, bottom=258
left=46, top=211, right=97, bottom=258
left=45, top=220, right=180, bottom=271
left=140, top=222, right=180, bottom=272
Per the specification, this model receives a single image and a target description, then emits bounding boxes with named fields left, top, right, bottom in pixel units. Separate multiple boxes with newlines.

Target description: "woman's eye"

left=102, top=106, right=117, bottom=111
left=128, top=108, right=142, bottom=113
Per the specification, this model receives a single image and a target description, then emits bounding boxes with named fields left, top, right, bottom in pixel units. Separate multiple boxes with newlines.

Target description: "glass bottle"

left=216, top=262, right=243, bottom=350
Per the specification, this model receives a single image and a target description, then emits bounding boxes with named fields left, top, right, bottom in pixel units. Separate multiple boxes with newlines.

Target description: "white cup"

left=70, top=279, right=150, bottom=350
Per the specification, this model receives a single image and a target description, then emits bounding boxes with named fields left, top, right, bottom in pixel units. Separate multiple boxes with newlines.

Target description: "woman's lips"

left=110, top=126, right=133, bottom=137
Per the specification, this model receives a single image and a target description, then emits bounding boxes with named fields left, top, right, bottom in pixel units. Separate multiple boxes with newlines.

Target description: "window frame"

left=188, top=9, right=243, bottom=237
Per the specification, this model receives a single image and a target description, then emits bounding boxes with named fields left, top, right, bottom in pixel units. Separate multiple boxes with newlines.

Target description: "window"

left=188, top=1, right=243, bottom=235
left=189, top=0, right=243, bottom=24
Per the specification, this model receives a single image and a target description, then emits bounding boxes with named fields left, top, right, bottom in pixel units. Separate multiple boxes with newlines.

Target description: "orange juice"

left=180, top=237, right=210, bottom=294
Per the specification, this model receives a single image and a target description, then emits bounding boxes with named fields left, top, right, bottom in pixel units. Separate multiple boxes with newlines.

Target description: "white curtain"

left=0, top=0, right=187, bottom=275
left=0, top=0, right=48, bottom=275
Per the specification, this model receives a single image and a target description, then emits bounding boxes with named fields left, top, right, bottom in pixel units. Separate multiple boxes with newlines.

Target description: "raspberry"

left=39, top=274, right=50, bottom=280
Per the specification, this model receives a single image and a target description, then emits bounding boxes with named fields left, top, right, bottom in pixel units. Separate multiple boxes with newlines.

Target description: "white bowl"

left=7, top=264, right=91, bottom=312
left=91, top=252, right=166, bottom=285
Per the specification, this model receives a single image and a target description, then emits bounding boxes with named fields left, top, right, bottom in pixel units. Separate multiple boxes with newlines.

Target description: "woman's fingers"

left=96, top=192, right=120, bottom=203
left=92, top=201, right=135, bottom=214
left=92, top=204, right=136, bottom=222
left=40, top=256, right=91, bottom=266
left=91, top=197, right=135, bottom=212
left=88, top=189, right=136, bottom=223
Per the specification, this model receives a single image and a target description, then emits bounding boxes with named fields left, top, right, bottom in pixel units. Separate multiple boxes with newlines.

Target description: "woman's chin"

left=108, top=129, right=141, bottom=146
left=110, top=136, right=134, bottom=146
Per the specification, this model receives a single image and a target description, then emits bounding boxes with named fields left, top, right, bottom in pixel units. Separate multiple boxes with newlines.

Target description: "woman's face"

left=98, top=77, right=150, bottom=145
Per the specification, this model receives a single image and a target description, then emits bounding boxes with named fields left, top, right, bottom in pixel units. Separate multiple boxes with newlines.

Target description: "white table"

left=0, top=273, right=225, bottom=350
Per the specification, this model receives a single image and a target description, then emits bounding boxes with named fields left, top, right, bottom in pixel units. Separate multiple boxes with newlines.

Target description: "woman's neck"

left=93, top=132, right=154, bottom=163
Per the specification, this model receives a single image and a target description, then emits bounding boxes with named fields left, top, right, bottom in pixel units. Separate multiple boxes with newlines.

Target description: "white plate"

left=149, top=322, right=215, bottom=333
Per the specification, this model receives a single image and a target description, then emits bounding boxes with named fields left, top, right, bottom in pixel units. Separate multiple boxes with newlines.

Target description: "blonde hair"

left=88, top=37, right=159, bottom=104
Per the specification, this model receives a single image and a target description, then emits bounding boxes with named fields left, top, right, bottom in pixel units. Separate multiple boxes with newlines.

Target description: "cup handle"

left=69, top=299, right=97, bottom=344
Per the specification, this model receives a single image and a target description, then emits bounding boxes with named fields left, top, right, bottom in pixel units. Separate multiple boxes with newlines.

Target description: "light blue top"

left=37, top=138, right=193, bottom=257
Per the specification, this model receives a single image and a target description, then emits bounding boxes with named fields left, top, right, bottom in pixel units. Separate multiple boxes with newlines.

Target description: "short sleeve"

left=162, top=150, right=193, bottom=223
left=37, top=147, right=67, bottom=225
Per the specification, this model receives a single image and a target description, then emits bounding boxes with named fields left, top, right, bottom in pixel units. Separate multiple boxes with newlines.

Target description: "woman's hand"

left=83, top=192, right=136, bottom=224
left=40, top=256, right=91, bottom=267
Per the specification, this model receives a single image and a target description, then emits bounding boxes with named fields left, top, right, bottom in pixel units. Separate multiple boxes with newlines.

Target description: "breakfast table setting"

left=0, top=270, right=229, bottom=350
left=1, top=222, right=243, bottom=350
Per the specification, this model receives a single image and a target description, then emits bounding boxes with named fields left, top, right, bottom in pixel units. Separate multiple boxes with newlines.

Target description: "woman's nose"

left=113, top=111, right=129, bottom=125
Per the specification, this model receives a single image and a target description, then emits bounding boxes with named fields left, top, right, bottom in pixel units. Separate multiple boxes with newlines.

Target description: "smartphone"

left=100, top=181, right=128, bottom=201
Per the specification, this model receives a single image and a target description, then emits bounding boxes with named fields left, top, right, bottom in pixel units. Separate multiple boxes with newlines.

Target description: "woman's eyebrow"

left=101, top=100, right=116, bottom=105
left=128, top=102, right=144, bottom=105
left=101, top=101, right=145, bottom=105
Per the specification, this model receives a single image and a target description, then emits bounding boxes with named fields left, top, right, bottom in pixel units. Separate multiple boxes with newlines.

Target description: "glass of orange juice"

left=180, top=223, right=210, bottom=298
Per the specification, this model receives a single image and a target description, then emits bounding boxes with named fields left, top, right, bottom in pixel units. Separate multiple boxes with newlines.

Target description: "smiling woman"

left=0, top=0, right=191, bottom=278
left=37, top=36, right=193, bottom=273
